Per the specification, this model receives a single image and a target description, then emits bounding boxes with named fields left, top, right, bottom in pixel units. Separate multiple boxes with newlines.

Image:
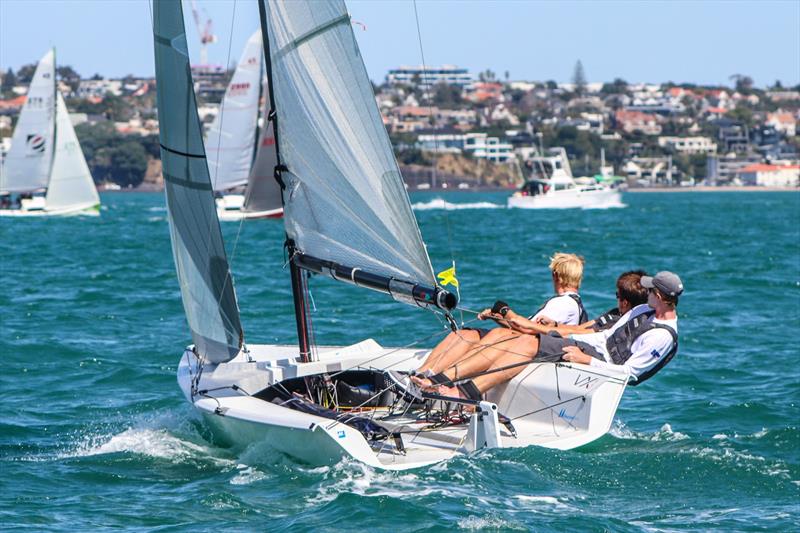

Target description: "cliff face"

left=436, top=154, right=522, bottom=187
left=402, top=154, right=523, bottom=189
left=138, top=158, right=163, bottom=191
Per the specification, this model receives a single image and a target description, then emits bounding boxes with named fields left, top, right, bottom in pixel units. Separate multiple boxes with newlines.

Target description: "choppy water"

left=1, top=191, right=798, bottom=531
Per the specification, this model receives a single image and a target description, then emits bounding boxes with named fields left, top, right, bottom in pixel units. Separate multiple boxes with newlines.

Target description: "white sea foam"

left=65, top=427, right=234, bottom=468
left=412, top=198, right=504, bottom=211
left=458, top=515, right=526, bottom=531
left=308, top=458, right=469, bottom=506
left=230, top=464, right=268, bottom=485
left=610, top=420, right=689, bottom=442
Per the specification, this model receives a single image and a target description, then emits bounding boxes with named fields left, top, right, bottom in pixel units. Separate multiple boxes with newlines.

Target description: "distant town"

left=1, top=61, right=798, bottom=190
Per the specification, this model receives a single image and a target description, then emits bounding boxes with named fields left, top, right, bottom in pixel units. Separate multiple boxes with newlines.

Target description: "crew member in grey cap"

left=416, top=271, right=684, bottom=401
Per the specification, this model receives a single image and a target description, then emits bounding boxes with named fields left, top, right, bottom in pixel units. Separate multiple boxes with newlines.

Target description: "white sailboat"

left=0, top=49, right=100, bottom=217
left=153, top=0, right=628, bottom=470
left=507, top=147, right=623, bottom=209
left=205, top=31, right=282, bottom=221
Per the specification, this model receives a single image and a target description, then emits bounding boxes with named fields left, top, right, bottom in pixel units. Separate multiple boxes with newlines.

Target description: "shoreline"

left=626, top=186, right=799, bottom=193
left=106, top=185, right=799, bottom=194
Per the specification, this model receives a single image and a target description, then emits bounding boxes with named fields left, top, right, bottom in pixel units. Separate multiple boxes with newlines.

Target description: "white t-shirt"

left=530, top=292, right=582, bottom=326
left=571, top=303, right=678, bottom=380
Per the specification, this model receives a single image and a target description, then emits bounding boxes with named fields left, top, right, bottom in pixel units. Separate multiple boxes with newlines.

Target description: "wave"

left=65, top=427, right=233, bottom=467
left=412, top=198, right=504, bottom=211
left=610, top=420, right=690, bottom=442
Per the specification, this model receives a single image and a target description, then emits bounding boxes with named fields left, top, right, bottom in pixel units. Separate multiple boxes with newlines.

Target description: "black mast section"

left=257, top=0, right=312, bottom=362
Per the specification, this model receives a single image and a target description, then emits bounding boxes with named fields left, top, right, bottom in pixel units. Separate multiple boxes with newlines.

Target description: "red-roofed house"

left=738, top=164, right=799, bottom=187
left=615, top=110, right=661, bottom=135
left=766, top=112, right=797, bottom=137
left=465, top=82, right=504, bottom=104
left=0, top=95, right=26, bottom=112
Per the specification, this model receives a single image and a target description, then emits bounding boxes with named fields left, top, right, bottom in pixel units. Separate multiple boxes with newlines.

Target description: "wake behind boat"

left=0, top=49, right=100, bottom=217
left=508, top=147, right=624, bottom=210
left=153, top=0, right=628, bottom=470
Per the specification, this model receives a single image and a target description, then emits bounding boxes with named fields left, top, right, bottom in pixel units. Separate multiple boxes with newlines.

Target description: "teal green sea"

left=1, top=191, right=798, bottom=531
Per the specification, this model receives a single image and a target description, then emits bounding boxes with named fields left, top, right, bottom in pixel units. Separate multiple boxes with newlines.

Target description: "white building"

left=77, top=79, right=123, bottom=98
left=464, top=133, right=514, bottom=163
left=658, top=136, right=718, bottom=154
left=386, top=65, right=472, bottom=87
left=738, top=164, right=800, bottom=187
left=416, top=132, right=514, bottom=162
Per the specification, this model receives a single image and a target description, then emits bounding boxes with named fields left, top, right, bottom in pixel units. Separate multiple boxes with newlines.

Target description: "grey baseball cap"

left=641, top=271, right=684, bottom=297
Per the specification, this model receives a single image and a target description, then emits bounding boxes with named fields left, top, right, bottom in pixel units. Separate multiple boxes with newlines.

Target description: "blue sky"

left=1, top=0, right=798, bottom=87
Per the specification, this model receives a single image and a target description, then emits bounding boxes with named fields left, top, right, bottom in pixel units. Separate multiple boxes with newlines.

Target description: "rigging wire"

left=411, top=0, right=463, bottom=326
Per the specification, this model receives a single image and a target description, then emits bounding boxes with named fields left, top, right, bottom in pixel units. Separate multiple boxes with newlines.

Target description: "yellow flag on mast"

left=437, top=264, right=459, bottom=288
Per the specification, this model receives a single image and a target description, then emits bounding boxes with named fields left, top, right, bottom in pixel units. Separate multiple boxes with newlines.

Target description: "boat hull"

left=215, top=193, right=283, bottom=220
left=216, top=207, right=283, bottom=221
left=507, top=188, right=624, bottom=209
left=178, top=339, right=628, bottom=470
left=0, top=202, right=100, bottom=217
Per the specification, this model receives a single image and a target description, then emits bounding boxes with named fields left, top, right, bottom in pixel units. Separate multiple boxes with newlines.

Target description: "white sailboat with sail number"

left=205, top=31, right=282, bottom=221
left=0, top=49, right=100, bottom=217
left=153, top=0, right=628, bottom=470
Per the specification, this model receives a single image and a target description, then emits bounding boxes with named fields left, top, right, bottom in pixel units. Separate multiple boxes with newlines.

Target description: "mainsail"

left=205, top=31, right=264, bottom=193
left=153, top=0, right=244, bottom=363
left=2, top=49, right=56, bottom=193
left=45, top=93, right=100, bottom=210
left=261, top=1, right=436, bottom=287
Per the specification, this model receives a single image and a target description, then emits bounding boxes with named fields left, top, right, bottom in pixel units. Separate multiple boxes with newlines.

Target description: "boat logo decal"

left=558, top=408, right=576, bottom=421
left=26, top=134, right=45, bottom=154
left=337, top=430, right=346, bottom=439
left=574, top=374, right=598, bottom=389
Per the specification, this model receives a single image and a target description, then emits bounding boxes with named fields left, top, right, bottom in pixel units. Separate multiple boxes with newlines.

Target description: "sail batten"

left=262, top=0, right=437, bottom=292
left=154, top=0, right=243, bottom=364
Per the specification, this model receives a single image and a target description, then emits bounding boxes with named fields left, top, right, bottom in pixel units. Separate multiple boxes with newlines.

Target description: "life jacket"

left=529, top=293, right=589, bottom=325
left=592, top=307, right=621, bottom=331
left=605, top=310, right=678, bottom=386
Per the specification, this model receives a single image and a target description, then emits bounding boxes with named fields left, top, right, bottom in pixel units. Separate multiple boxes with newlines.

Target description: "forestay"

left=205, top=31, right=263, bottom=193
left=45, top=93, right=100, bottom=210
left=262, top=0, right=435, bottom=285
left=153, top=0, right=244, bottom=364
left=2, top=49, right=56, bottom=193
left=243, top=117, right=282, bottom=213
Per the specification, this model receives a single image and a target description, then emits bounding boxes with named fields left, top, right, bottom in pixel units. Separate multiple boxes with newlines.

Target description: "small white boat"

left=0, top=49, right=100, bottom=217
left=205, top=31, right=282, bottom=221
left=153, top=0, right=628, bottom=470
left=508, top=147, right=623, bottom=209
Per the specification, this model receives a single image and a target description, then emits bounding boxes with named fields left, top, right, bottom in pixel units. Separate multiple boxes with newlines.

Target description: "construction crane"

left=189, top=0, right=217, bottom=65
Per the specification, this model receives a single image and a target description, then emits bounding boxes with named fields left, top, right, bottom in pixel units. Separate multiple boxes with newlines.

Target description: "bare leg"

left=439, top=332, right=534, bottom=384
left=472, top=335, right=541, bottom=392
left=417, top=330, right=481, bottom=375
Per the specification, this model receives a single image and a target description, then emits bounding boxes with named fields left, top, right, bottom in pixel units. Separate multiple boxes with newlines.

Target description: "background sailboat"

left=205, top=31, right=282, bottom=220
left=0, top=49, right=100, bottom=217
left=154, top=0, right=627, bottom=470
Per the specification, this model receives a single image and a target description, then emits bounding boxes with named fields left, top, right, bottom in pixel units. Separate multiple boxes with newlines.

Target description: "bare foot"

left=410, top=375, right=433, bottom=389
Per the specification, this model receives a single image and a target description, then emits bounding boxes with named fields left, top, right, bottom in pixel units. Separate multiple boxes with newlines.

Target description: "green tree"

left=57, top=65, right=81, bottom=93
left=16, top=63, right=37, bottom=83
left=432, top=82, right=462, bottom=108
left=726, top=105, right=755, bottom=128
left=600, top=78, right=628, bottom=95
left=1, top=68, right=17, bottom=95
left=108, top=141, right=148, bottom=187
left=572, top=60, right=587, bottom=96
